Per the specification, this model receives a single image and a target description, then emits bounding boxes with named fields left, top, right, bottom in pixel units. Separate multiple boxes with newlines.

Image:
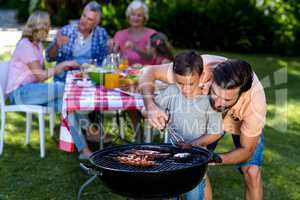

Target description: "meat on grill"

left=114, top=148, right=172, bottom=168
left=126, top=149, right=171, bottom=159
left=115, top=154, right=157, bottom=168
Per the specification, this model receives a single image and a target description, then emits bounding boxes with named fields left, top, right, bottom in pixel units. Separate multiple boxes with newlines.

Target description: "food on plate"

left=88, top=71, right=104, bottom=85
left=74, top=72, right=83, bottom=78
left=66, top=66, right=80, bottom=71
left=131, top=63, right=143, bottom=69
left=81, top=63, right=96, bottom=72
left=119, top=74, right=139, bottom=93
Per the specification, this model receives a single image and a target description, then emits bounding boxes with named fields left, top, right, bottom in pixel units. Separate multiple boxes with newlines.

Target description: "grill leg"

left=77, top=174, right=98, bottom=200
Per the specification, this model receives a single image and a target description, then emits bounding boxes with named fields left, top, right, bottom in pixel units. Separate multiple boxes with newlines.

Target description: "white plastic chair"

left=0, top=61, right=55, bottom=158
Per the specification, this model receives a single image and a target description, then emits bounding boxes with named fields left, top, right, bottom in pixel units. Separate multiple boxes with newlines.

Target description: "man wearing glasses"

left=139, top=56, right=266, bottom=200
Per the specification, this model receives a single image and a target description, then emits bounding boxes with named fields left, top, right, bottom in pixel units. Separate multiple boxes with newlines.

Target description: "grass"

left=0, top=51, right=300, bottom=200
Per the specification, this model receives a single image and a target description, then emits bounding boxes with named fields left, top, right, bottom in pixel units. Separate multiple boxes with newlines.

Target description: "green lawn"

left=0, top=51, right=299, bottom=200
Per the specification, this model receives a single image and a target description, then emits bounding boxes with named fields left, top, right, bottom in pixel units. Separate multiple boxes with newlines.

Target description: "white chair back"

left=0, top=61, right=10, bottom=108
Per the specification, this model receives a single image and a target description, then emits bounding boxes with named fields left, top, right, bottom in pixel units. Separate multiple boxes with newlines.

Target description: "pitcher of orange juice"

left=102, top=53, right=120, bottom=89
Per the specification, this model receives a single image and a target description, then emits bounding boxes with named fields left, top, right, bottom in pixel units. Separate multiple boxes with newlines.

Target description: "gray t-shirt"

left=155, top=85, right=223, bottom=142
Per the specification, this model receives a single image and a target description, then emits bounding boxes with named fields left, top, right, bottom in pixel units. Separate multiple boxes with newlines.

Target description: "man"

left=139, top=55, right=266, bottom=200
left=46, top=1, right=108, bottom=159
left=46, top=1, right=108, bottom=82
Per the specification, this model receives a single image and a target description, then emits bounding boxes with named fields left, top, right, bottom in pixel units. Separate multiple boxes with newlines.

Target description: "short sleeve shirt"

left=114, top=28, right=156, bottom=65
left=222, top=74, right=267, bottom=137
left=155, top=85, right=223, bottom=142
left=6, top=38, right=43, bottom=94
left=200, top=55, right=267, bottom=137
left=166, top=54, right=267, bottom=137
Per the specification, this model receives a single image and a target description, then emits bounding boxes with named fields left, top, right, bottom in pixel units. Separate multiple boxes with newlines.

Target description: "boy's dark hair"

left=150, top=32, right=174, bottom=61
left=213, top=59, right=253, bottom=94
left=173, top=50, right=203, bottom=76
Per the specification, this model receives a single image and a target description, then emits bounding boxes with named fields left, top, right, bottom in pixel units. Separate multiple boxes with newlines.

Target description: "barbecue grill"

left=78, top=143, right=218, bottom=200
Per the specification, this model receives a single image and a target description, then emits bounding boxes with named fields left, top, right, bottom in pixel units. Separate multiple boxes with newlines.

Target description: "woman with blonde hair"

left=112, top=0, right=156, bottom=65
left=5, top=11, right=78, bottom=112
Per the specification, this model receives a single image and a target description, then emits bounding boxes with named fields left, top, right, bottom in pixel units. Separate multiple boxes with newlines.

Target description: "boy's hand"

left=147, top=104, right=168, bottom=130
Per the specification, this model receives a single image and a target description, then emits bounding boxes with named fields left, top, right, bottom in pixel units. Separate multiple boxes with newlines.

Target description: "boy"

left=153, top=50, right=223, bottom=200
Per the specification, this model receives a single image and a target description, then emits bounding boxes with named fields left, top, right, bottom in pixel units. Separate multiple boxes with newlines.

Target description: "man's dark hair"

left=213, top=59, right=253, bottom=94
left=173, top=50, right=203, bottom=76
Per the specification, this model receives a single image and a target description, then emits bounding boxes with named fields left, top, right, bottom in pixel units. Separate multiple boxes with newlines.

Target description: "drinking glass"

left=119, top=58, right=129, bottom=71
left=104, top=72, right=120, bottom=89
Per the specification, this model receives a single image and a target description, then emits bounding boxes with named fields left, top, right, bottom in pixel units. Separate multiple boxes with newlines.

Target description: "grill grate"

left=90, top=144, right=210, bottom=173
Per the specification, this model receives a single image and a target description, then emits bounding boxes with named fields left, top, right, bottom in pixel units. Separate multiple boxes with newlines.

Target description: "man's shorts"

left=207, top=131, right=264, bottom=169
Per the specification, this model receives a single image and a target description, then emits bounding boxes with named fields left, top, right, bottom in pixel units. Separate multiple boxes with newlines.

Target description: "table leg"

left=134, top=111, right=144, bottom=143
left=98, top=111, right=104, bottom=149
left=116, top=110, right=125, bottom=139
left=144, top=119, right=152, bottom=143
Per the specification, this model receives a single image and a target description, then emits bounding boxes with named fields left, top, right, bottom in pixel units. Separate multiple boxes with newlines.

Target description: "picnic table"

left=59, top=71, right=144, bottom=152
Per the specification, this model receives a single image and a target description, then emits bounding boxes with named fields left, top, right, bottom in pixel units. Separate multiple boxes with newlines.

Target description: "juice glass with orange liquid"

left=118, top=58, right=129, bottom=71
left=104, top=72, right=120, bottom=89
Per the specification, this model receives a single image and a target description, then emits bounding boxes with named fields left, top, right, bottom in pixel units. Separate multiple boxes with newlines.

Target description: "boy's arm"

left=144, top=88, right=171, bottom=128
left=139, top=64, right=174, bottom=130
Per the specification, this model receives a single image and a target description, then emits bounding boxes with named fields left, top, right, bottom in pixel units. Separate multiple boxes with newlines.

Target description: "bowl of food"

left=131, top=63, right=143, bottom=70
left=87, top=68, right=108, bottom=85
left=119, top=74, right=139, bottom=93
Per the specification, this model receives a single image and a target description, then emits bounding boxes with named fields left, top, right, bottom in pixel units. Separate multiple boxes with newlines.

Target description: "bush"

left=149, top=0, right=276, bottom=53
left=13, top=0, right=300, bottom=55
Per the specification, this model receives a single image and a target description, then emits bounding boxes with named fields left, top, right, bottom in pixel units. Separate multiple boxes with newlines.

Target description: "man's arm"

left=217, top=77, right=267, bottom=165
left=191, top=134, right=223, bottom=147
left=138, top=64, right=174, bottom=129
left=46, top=41, right=59, bottom=61
left=218, top=134, right=260, bottom=165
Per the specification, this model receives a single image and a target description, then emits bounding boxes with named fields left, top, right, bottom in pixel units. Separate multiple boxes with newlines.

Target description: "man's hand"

left=177, top=142, right=192, bottom=150
left=147, top=104, right=168, bottom=130
left=55, top=31, right=69, bottom=48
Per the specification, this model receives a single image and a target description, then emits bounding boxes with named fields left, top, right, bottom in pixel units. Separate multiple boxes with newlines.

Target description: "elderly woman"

left=5, top=11, right=78, bottom=112
left=113, top=0, right=156, bottom=65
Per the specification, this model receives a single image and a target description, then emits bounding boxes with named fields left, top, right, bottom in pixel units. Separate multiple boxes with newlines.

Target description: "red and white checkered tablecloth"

left=59, top=72, right=144, bottom=152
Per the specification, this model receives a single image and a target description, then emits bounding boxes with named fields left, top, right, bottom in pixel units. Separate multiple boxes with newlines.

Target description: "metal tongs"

left=162, top=108, right=185, bottom=147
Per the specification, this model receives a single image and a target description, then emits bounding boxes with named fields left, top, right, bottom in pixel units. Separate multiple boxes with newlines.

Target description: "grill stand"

left=77, top=174, right=97, bottom=200
left=77, top=163, right=101, bottom=200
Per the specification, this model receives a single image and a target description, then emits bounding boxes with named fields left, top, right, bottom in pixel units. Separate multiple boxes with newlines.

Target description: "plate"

left=76, top=80, right=94, bottom=87
left=114, top=88, right=141, bottom=97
